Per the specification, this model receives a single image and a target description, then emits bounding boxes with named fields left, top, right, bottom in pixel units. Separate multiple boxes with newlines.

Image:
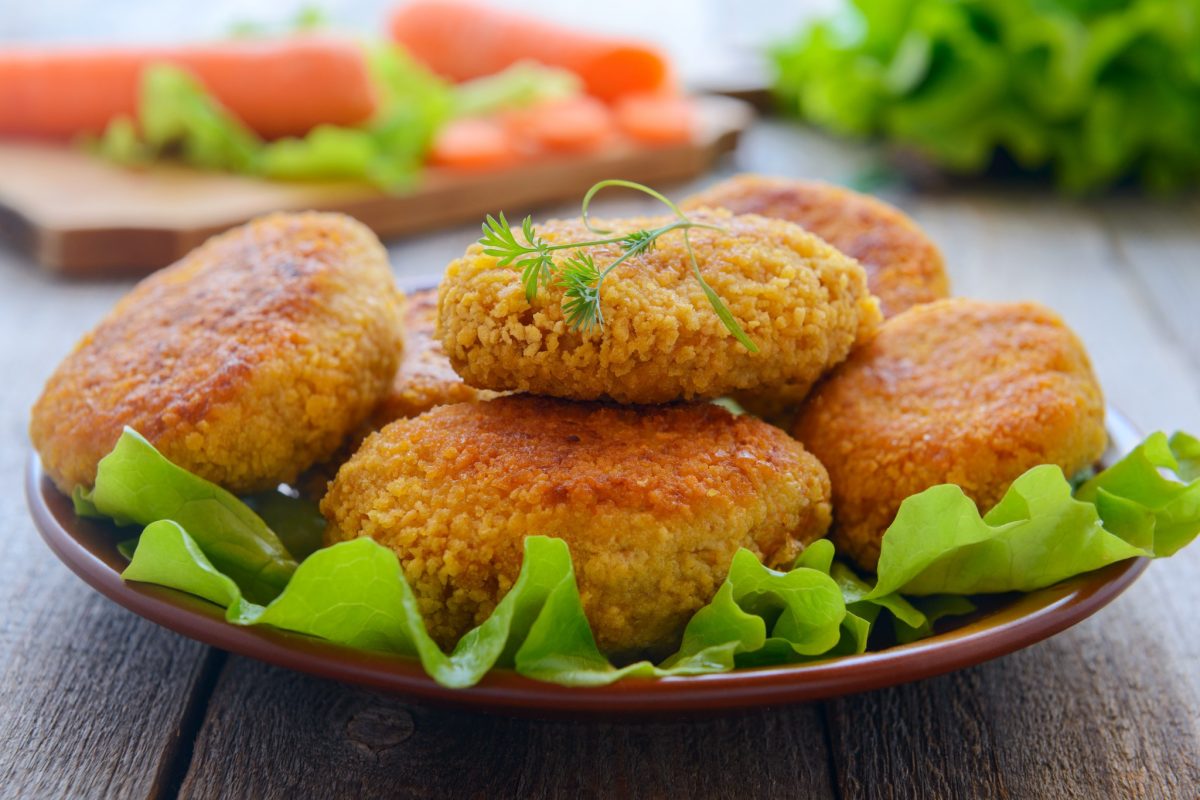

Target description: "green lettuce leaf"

left=242, top=490, right=325, bottom=562
left=83, top=428, right=1200, bottom=687
left=1078, top=431, right=1200, bottom=556
left=78, top=428, right=296, bottom=604
left=870, top=431, right=1200, bottom=598
left=771, top=0, right=1200, bottom=192
left=451, top=61, right=582, bottom=118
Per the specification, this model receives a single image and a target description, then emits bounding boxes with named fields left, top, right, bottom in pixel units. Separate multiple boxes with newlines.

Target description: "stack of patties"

left=322, top=177, right=1109, bottom=659
left=320, top=204, right=883, bottom=659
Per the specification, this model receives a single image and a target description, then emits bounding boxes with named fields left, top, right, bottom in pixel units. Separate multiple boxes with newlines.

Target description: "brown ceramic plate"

left=27, top=410, right=1147, bottom=718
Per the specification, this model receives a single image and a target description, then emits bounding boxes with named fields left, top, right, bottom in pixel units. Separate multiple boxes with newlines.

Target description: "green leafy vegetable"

left=452, top=61, right=582, bottom=118
left=79, top=428, right=1200, bottom=687
left=242, top=490, right=326, bottom=562
left=871, top=432, right=1200, bottom=598
left=78, top=428, right=296, bottom=604
left=91, top=44, right=450, bottom=189
left=771, top=0, right=1200, bottom=192
left=869, top=465, right=1145, bottom=597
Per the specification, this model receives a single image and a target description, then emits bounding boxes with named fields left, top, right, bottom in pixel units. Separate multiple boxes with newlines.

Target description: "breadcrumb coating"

left=296, top=288, right=499, bottom=504
left=793, top=298, right=1107, bottom=572
left=321, top=395, right=832, bottom=657
left=682, top=174, right=949, bottom=318
left=371, top=288, right=499, bottom=426
left=30, top=212, right=404, bottom=494
left=438, top=209, right=881, bottom=404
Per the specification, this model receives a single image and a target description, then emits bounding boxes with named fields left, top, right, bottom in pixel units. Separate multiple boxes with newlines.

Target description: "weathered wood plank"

left=178, top=656, right=835, bottom=800
left=1096, top=197, right=1200, bottom=379
left=825, top=551, right=1200, bottom=800
left=0, top=255, right=217, bottom=798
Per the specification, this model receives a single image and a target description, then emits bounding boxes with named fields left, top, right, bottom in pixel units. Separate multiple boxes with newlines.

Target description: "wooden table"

left=2, top=120, right=1198, bottom=799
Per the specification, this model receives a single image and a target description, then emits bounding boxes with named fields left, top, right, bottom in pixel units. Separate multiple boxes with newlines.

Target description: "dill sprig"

left=478, top=179, right=758, bottom=352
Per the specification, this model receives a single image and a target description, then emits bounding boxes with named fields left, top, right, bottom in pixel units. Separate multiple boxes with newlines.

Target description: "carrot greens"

left=479, top=180, right=759, bottom=351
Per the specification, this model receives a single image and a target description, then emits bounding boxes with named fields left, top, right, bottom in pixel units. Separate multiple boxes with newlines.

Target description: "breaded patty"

left=793, top=298, right=1107, bottom=572
left=30, top=212, right=404, bottom=495
left=321, top=395, right=833, bottom=657
left=371, top=288, right=499, bottom=426
left=438, top=209, right=881, bottom=404
left=682, top=174, right=949, bottom=318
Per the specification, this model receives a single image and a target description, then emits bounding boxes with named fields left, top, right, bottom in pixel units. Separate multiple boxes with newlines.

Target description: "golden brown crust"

left=682, top=174, right=949, bottom=318
left=438, top=209, right=881, bottom=404
left=371, top=288, right=499, bottom=426
left=30, top=212, right=404, bottom=494
left=321, top=395, right=832, bottom=657
left=792, top=298, right=1107, bottom=572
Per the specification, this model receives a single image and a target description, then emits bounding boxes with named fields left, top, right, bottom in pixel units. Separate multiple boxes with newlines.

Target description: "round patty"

left=30, top=212, right=404, bottom=495
left=321, top=395, right=833, bottom=657
left=682, top=174, right=949, bottom=318
left=438, top=209, right=881, bottom=404
left=371, top=288, right=499, bottom=426
left=793, top=298, right=1107, bottom=572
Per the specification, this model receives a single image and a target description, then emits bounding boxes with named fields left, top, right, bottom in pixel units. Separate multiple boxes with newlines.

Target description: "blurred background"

left=0, top=0, right=824, bottom=89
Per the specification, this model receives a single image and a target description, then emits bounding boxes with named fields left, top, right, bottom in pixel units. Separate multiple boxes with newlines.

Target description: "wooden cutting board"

left=0, top=96, right=752, bottom=277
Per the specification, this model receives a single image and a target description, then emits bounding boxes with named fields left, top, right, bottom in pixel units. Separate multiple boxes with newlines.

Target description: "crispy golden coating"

left=793, top=298, right=1107, bottom=572
left=682, top=174, right=949, bottom=318
left=322, top=395, right=832, bottom=657
left=438, top=209, right=881, bottom=404
left=371, top=288, right=499, bottom=426
left=296, top=288, right=500, bottom=504
left=30, top=212, right=404, bottom=495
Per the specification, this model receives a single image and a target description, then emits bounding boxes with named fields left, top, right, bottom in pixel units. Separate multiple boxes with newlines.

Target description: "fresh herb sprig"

left=479, top=180, right=758, bottom=351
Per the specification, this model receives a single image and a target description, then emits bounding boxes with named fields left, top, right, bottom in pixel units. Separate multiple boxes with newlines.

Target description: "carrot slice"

left=429, top=117, right=521, bottom=170
left=0, top=38, right=377, bottom=140
left=389, top=1, right=670, bottom=102
left=613, top=93, right=696, bottom=146
left=504, top=97, right=616, bottom=155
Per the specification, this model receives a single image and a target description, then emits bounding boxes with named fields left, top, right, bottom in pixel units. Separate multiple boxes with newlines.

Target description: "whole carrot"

left=388, top=1, right=671, bottom=102
left=0, top=38, right=377, bottom=140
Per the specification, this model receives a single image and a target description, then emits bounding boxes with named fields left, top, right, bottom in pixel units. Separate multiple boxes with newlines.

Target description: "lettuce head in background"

left=771, top=0, right=1200, bottom=192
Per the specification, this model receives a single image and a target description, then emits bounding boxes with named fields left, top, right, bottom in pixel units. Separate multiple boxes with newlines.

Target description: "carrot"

left=429, top=117, right=521, bottom=170
left=0, top=38, right=377, bottom=140
left=613, top=93, right=696, bottom=146
left=389, top=1, right=670, bottom=102
left=504, top=96, right=616, bottom=155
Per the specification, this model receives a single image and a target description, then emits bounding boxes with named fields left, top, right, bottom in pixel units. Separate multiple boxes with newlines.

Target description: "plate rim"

left=25, top=409, right=1149, bottom=717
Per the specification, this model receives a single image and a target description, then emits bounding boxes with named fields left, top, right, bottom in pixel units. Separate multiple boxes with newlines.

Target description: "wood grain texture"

left=0, top=256, right=216, bottom=799
left=178, top=656, right=835, bottom=800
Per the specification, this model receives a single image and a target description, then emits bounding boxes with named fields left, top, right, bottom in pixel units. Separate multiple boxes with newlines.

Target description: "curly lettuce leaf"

left=771, top=0, right=1200, bottom=192
left=870, top=432, right=1200, bottom=598
left=1078, top=431, right=1200, bottom=556
left=77, top=428, right=296, bottom=604
left=452, top=61, right=582, bottom=118
left=93, top=428, right=1200, bottom=687
left=91, top=43, right=450, bottom=189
